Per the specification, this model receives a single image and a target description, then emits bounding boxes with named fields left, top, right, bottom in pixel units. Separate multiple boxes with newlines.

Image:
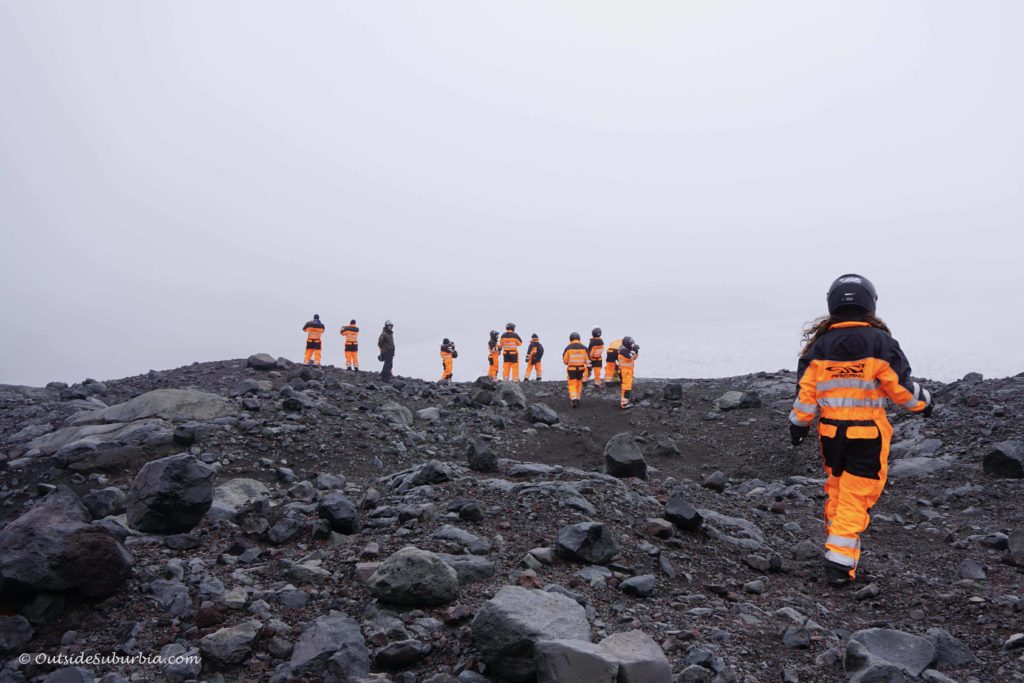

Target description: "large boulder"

left=467, top=439, right=498, bottom=473
left=25, top=419, right=174, bottom=470
left=528, top=403, right=560, bottom=426
left=290, top=613, right=369, bottom=677
left=367, top=546, right=460, bottom=607
left=845, top=628, right=936, bottom=679
left=209, top=478, right=270, bottom=521
left=380, top=402, right=414, bottom=427
left=0, top=487, right=133, bottom=600
left=495, top=381, right=528, bottom=408
left=73, top=389, right=235, bottom=425
left=555, top=522, right=619, bottom=565
left=665, top=491, right=704, bottom=532
left=716, top=391, right=761, bottom=411
left=126, top=453, right=215, bottom=533
left=472, top=586, right=591, bottom=683
left=599, top=630, right=672, bottom=683
left=983, top=441, right=1024, bottom=478
left=604, top=433, right=647, bottom=480
left=534, top=640, right=617, bottom=683
left=247, top=353, right=278, bottom=370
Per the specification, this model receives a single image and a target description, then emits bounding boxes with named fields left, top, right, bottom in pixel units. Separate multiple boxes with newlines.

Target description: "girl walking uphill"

left=789, top=274, right=933, bottom=587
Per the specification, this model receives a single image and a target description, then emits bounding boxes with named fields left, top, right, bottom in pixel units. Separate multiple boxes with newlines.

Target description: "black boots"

left=823, top=559, right=852, bottom=587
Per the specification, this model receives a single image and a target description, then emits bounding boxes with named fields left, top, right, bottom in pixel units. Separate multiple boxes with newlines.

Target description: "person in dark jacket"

left=302, top=314, right=325, bottom=366
left=523, top=334, right=544, bottom=381
left=790, top=274, right=933, bottom=587
left=377, top=320, right=395, bottom=382
left=586, top=327, right=605, bottom=387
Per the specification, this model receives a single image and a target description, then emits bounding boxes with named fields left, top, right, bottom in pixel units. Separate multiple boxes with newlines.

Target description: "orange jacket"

left=562, top=342, right=589, bottom=368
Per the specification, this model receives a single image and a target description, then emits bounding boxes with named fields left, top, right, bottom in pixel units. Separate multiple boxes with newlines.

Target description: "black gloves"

left=922, top=403, right=934, bottom=418
left=790, top=424, right=810, bottom=446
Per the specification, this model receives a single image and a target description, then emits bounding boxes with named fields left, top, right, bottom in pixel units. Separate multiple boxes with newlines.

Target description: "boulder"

left=247, top=353, right=278, bottom=370
left=604, top=433, right=647, bottom=480
left=845, top=628, right=936, bottom=679
left=199, top=619, right=262, bottom=668
left=555, top=522, right=618, bottom=565
left=374, top=639, right=432, bottom=670
left=416, top=407, right=441, bottom=422
left=716, top=390, right=761, bottom=411
left=367, top=546, right=460, bottom=607
left=534, top=639, right=618, bottom=683
left=290, top=613, right=369, bottom=677
left=126, top=453, right=215, bottom=533
left=72, top=389, right=235, bottom=425
left=495, top=381, right=528, bottom=408
left=209, top=478, right=270, bottom=521
left=467, top=439, right=498, bottom=473
left=983, top=441, right=1024, bottom=478
left=599, top=630, right=672, bottom=683
left=26, top=419, right=173, bottom=464
left=435, top=553, right=496, bottom=585
left=925, top=628, right=977, bottom=668
left=317, top=492, right=358, bottom=534
left=472, top=586, right=591, bottom=683
left=650, top=439, right=680, bottom=457
left=380, top=402, right=414, bottom=427
left=665, top=492, right=703, bottom=532
left=528, top=403, right=560, bottom=426
left=888, top=457, right=953, bottom=480
left=0, top=486, right=133, bottom=599
left=619, top=575, right=656, bottom=598
left=82, top=487, right=126, bottom=519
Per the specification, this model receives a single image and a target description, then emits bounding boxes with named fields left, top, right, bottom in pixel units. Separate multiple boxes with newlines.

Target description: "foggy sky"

left=2, top=1, right=1022, bottom=386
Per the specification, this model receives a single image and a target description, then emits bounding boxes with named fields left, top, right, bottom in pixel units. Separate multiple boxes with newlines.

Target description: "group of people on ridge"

left=301, top=273, right=936, bottom=589
left=301, top=318, right=640, bottom=409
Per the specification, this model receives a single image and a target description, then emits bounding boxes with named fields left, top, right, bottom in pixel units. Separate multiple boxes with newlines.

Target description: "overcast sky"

left=2, top=1, right=1022, bottom=386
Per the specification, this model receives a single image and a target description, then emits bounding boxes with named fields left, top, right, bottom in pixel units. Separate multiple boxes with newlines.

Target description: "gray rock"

left=367, top=546, right=460, bottom=607
left=845, top=628, right=936, bottom=678
left=619, top=575, right=656, bottom=597
left=0, top=615, right=33, bottom=654
left=290, top=613, right=369, bottom=677
left=209, top=478, right=270, bottom=521
left=495, top=381, right=528, bottom=408
left=199, top=619, right=262, bottom=667
left=604, top=433, right=647, bottom=480
left=317, top=492, right=358, bottom=534
left=555, top=522, right=619, bottom=565
left=467, top=439, right=498, bottom=473
left=125, top=453, right=214, bottom=533
left=920, top=670, right=958, bottom=683
left=159, top=643, right=201, bottom=682
left=149, top=580, right=192, bottom=617
left=716, top=391, right=761, bottom=411
left=983, top=441, right=1024, bottom=478
left=471, top=586, right=591, bottom=683
left=649, top=439, right=680, bottom=457
left=677, top=664, right=713, bottom=682
left=528, top=403, right=560, bottom=426
left=82, top=487, right=126, bottom=519
left=534, top=639, right=618, bottom=683
left=374, top=639, right=432, bottom=670
left=380, top=402, right=414, bottom=427
left=957, top=559, right=986, bottom=581
left=41, top=668, right=94, bottom=683
left=0, top=486, right=133, bottom=599
left=598, top=630, right=672, bottom=683
left=409, top=460, right=452, bottom=486
left=663, top=383, right=683, bottom=402
left=888, top=457, right=953, bottom=480
left=1009, top=528, right=1024, bottom=565
left=416, top=407, right=442, bottom=422
left=435, top=553, right=496, bottom=585
left=268, top=517, right=302, bottom=544
left=72, top=388, right=234, bottom=425
left=925, top=628, right=977, bottom=668
left=665, top=491, right=703, bottom=532
left=1006, top=633, right=1024, bottom=649
left=247, top=353, right=278, bottom=370
left=701, top=471, right=726, bottom=492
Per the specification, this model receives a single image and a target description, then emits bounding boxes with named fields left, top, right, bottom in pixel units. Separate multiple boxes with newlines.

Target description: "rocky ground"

left=0, top=355, right=1022, bottom=683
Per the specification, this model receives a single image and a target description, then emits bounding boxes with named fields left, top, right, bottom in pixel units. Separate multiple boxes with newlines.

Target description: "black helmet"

left=313, top=314, right=320, bottom=320
left=592, top=327, right=602, bottom=337
left=489, top=329, right=499, bottom=338
left=531, top=333, right=539, bottom=339
left=443, top=338, right=450, bottom=344
left=350, top=319, right=356, bottom=325
left=622, top=336, right=635, bottom=348
left=827, top=274, right=877, bottom=314
left=569, top=332, right=581, bottom=341
left=506, top=322, right=516, bottom=330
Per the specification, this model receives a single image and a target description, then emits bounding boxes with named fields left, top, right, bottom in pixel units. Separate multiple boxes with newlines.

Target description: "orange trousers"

left=566, top=367, right=585, bottom=401
left=304, top=340, right=322, bottom=365
left=819, top=417, right=892, bottom=579
left=605, top=361, right=617, bottom=383
left=440, top=355, right=453, bottom=382
left=524, top=361, right=542, bottom=380
left=619, top=366, right=634, bottom=407
left=502, top=355, right=520, bottom=382
left=488, top=353, right=499, bottom=380
left=587, top=362, right=603, bottom=385
left=345, top=350, right=358, bottom=369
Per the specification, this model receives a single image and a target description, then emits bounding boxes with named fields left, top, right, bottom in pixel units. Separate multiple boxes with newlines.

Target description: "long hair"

left=800, top=311, right=891, bottom=356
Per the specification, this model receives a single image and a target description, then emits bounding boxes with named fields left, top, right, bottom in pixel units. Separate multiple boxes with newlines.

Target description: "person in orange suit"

left=340, top=319, right=360, bottom=371
left=617, top=337, right=639, bottom=409
left=789, top=274, right=933, bottom=587
left=562, top=332, right=590, bottom=408
left=487, top=330, right=500, bottom=380
left=604, top=337, right=623, bottom=384
left=499, top=323, right=523, bottom=382
left=587, top=327, right=605, bottom=387
left=302, top=314, right=325, bottom=366
left=439, top=338, right=458, bottom=383
left=524, top=334, right=544, bottom=381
